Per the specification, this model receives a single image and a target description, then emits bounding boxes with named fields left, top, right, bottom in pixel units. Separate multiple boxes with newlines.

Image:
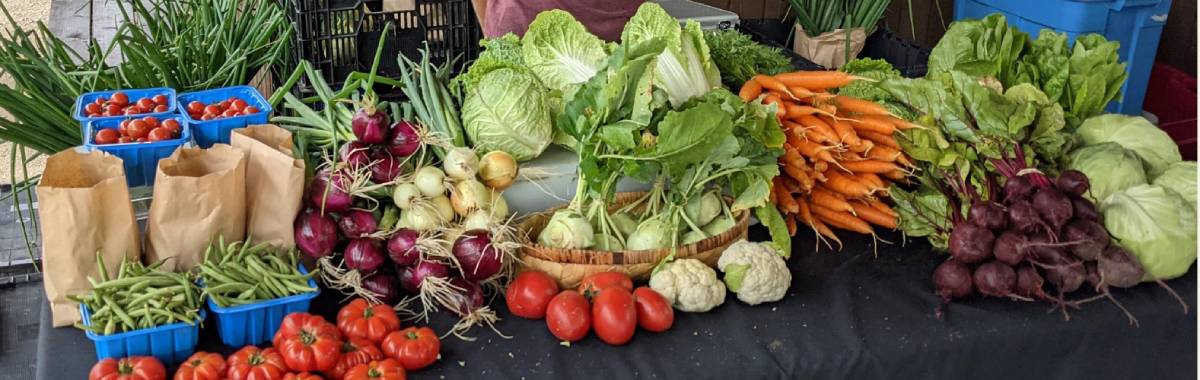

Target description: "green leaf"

left=647, top=102, right=732, bottom=164
left=755, top=206, right=791, bottom=259
left=598, top=120, right=641, bottom=150
left=731, top=175, right=769, bottom=212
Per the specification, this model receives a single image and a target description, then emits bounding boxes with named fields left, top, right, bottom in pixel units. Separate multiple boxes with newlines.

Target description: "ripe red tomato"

left=152, top=94, right=168, bottom=105
left=325, top=337, right=384, bottom=380
left=106, top=103, right=123, bottom=115
left=226, top=346, right=288, bottom=380
left=222, top=109, right=240, bottom=118
left=243, top=106, right=261, bottom=115
left=136, top=98, right=155, bottom=110
left=118, top=136, right=133, bottom=144
left=544, top=290, right=590, bottom=342
left=578, top=271, right=633, bottom=297
left=110, top=92, right=129, bottom=106
left=89, top=356, right=166, bottom=380
left=173, top=351, right=225, bottom=380
left=147, top=127, right=172, bottom=142
left=142, top=116, right=159, bottom=128
left=200, top=114, right=216, bottom=121
left=218, top=100, right=232, bottom=110
left=632, top=287, right=674, bottom=333
left=154, top=105, right=169, bottom=113
left=230, top=98, right=248, bottom=112
left=344, top=359, right=406, bottom=380
left=591, top=287, right=637, bottom=345
left=94, top=96, right=107, bottom=105
left=337, top=298, right=402, bottom=344
left=204, top=105, right=222, bottom=115
left=380, top=327, right=440, bottom=371
left=124, top=107, right=142, bottom=116
left=85, top=103, right=102, bottom=116
left=273, top=312, right=343, bottom=373
left=126, top=120, right=150, bottom=139
left=187, top=101, right=205, bottom=114
left=95, top=129, right=119, bottom=145
left=505, top=270, right=559, bottom=319
left=281, top=373, right=322, bottom=380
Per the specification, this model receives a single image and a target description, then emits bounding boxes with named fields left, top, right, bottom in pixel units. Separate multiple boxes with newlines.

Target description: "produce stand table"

left=36, top=227, right=1196, bottom=379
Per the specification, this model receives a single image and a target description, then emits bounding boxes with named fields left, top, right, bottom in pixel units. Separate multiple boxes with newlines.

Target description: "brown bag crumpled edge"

left=231, top=124, right=305, bottom=248
left=793, top=24, right=867, bottom=69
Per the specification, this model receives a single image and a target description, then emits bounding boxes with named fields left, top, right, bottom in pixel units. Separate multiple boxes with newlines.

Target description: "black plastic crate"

left=859, top=28, right=930, bottom=78
left=286, top=0, right=481, bottom=98
left=737, top=19, right=823, bottom=71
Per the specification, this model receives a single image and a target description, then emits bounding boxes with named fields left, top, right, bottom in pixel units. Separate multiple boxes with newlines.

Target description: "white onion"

left=431, top=195, right=454, bottom=223
left=478, top=151, right=517, bottom=190
left=391, top=183, right=422, bottom=210
left=451, top=180, right=492, bottom=216
left=414, top=166, right=446, bottom=197
left=443, top=147, right=479, bottom=181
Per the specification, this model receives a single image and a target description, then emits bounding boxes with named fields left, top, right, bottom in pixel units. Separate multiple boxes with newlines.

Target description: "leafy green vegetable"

left=1152, top=161, right=1197, bottom=209
left=451, top=34, right=527, bottom=94
left=1066, top=142, right=1147, bottom=203
left=1076, top=114, right=1181, bottom=177
left=621, top=3, right=721, bottom=108
left=703, top=29, right=792, bottom=87
left=1064, top=35, right=1127, bottom=125
left=1101, top=184, right=1197, bottom=281
left=521, top=10, right=609, bottom=92
left=928, top=14, right=1028, bottom=85
left=461, top=68, right=554, bottom=161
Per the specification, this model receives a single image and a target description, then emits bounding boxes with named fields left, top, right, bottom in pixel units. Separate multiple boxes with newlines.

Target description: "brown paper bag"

left=145, top=144, right=247, bottom=271
left=793, top=24, right=867, bottom=69
left=36, top=149, right=140, bottom=327
left=231, top=125, right=305, bottom=248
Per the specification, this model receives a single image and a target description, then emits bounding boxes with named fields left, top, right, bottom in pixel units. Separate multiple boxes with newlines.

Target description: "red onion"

left=400, top=260, right=449, bottom=294
left=307, top=170, right=353, bottom=213
left=339, top=141, right=370, bottom=169
left=387, top=121, right=421, bottom=157
left=352, top=108, right=390, bottom=144
left=446, top=277, right=485, bottom=317
left=345, top=238, right=385, bottom=273
left=294, top=210, right=339, bottom=258
left=453, top=229, right=502, bottom=281
left=337, top=209, right=378, bottom=238
left=386, top=228, right=420, bottom=266
left=362, top=271, right=401, bottom=305
left=369, top=148, right=403, bottom=184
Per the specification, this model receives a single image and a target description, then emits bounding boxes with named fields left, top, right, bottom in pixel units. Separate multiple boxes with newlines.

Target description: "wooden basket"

left=516, top=192, right=750, bottom=288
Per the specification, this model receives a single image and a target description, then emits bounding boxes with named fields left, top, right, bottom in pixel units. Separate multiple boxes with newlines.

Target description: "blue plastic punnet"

left=176, top=86, right=272, bottom=148
left=83, top=115, right=191, bottom=188
left=206, top=263, right=319, bottom=347
left=73, top=88, right=177, bottom=139
left=80, top=304, right=204, bottom=365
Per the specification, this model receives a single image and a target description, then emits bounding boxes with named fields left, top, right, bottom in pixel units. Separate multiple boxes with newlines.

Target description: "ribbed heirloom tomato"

left=344, top=359, right=407, bottom=380
left=380, top=327, right=440, bottom=371
left=173, top=352, right=226, bottom=380
left=88, top=356, right=166, bottom=380
left=338, top=298, right=402, bottom=344
left=325, top=337, right=385, bottom=380
left=273, top=312, right=344, bottom=373
left=226, top=346, right=288, bottom=380
left=281, top=373, right=322, bottom=380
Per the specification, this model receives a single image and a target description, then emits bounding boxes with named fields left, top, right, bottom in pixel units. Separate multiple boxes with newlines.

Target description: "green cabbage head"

left=521, top=10, right=608, bottom=92
left=1101, top=184, right=1197, bottom=281
left=1076, top=114, right=1181, bottom=176
left=461, top=68, right=553, bottom=161
left=1152, top=161, right=1197, bottom=208
left=1066, top=142, right=1147, bottom=203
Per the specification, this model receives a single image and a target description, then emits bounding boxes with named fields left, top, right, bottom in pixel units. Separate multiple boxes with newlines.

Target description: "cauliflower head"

left=649, top=259, right=726, bottom=312
left=717, top=240, right=791, bottom=305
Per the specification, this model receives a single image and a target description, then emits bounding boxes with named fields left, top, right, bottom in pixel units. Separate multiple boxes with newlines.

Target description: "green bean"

left=96, top=251, right=109, bottom=282
left=102, top=294, right=136, bottom=331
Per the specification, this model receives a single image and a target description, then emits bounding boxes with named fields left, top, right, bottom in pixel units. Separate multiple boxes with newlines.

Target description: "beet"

left=973, top=261, right=1017, bottom=297
left=352, top=107, right=391, bottom=144
left=1062, top=219, right=1108, bottom=261
left=338, top=209, right=378, bottom=238
left=1002, top=175, right=1035, bottom=205
left=948, top=224, right=995, bottom=264
left=1032, top=188, right=1073, bottom=230
left=1098, top=246, right=1145, bottom=288
left=294, top=210, right=339, bottom=258
left=344, top=238, right=386, bottom=273
left=968, top=201, right=1007, bottom=231
left=1084, top=262, right=1101, bottom=290
left=1024, top=233, right=1068, bottom=264
left=1015, top=265, right=1048, bottom=299
left=386, top=228, right=421, bottom=266
left=307, top=170, right=353, bottom=213
left=340, top=141, right=371, bottom=169
left=1043, top=261, right=1085, bottom=293
left=362, top=271, right=402, bottom=305
left=452, top=229, right=502, bottom=281
left=933, top=259, right=974, bottom=300
left=1007, top=201, right=1045, bottom=234
left=1055, top=170, right=1090, bottom=198
left=993, top=231, right=1026, bottom=266
left=369, top=149, right=403, bottom=184
left=387, top=121, right=422, bottom=157
left=1071, top=198, right=1100, bottom=222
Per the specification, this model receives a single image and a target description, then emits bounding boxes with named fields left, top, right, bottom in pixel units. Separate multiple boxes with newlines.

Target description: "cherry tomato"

left=505, top=271, right=559, bottom=319
left=147, top=127, right=172, bottom=142
left=222, top=109, right=240, bottom=118
left=136, top=137, right=148, bottom=142
left=187, top=101, right=205, bottom=114
left=632, top=287, right=674, bottom=333
left=124, top=107, right=142, bottom=116
left=229, top=99, right=248, bottom=112
left=152, top=94, right=168, bottom=105
left=118, top=136, right=133, bottom=144
left=578, top=271, right=633, bottom=297
left=94, top=97, right=107, bottom=105
left=85, top=103, right=102, bottom=116
left=136, top=98, right=155, bottom=110
left=161, top=119, right=181, bottom=133
left=591, top=287, right=636, bottom=345
left=201, top=114, right=216, bottom=121
left=118, top=120, right=131, bottom=136
left=154, top=105, right=169, bottom=113
left=106, top=104, right=122, bottom=115
left=218, top=100, right=232, bottom=110
left=545, top=291, right=590, bottom=342
left=94, top=129, right=119, bottom=145
left=143, top=116, right=159, bottom=128
left=110, top=92, right=129, bottom=106
left=127, top=120, right=150, bottom=139
left=243, top=106, right=260, bottom=115
left=204, top=105, right=222, bottom=115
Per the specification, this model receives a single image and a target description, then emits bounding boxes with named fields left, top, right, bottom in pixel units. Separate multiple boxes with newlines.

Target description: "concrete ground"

left=0, top=0, right=53, bottom=185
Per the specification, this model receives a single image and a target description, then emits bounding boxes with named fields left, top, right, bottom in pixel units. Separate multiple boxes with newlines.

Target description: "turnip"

left=387, top=228, right=421, bottom=266
left=627, top=218, right=674, bottom=250
left=478, top=151, right=517, bottom=190
left=681, top=230, right=707, bottom=245
left=362, top=271, right=402, bottom=305
left=1032, top=187, right=1073, bottom=231
left=339, top=141, right=370, bottom=169
left=538, top=209, right=594, bottom=249
left=452, top=229, right=502, bottom=281
left=684, top=191, right=722, bottom=227
left=352, top=105, right=390, bottom=144
left=702, top=215, right=736, bottom=237
left=387, top=120, right=422, bottom=157
left=967, top=201, right=1007, bottom=231
left=973, top=261, right=1016, bottom=298
left=1062, top=219, right=1108, bottom=261
left=294, top=209, right=339, bottom=258
left=337, top=209, right=378, bottom=238
left=933, top=259, right=973, bottom=300
left=443, top=147, right=479, bottom=180
left=948, top=223, right=994, bottom=264
left=594, top=233, right=626, bottom=251
left=345, top=238, right=386, bottom=273
left=392, top=183, right=422, bottom=210
left=307, top=169, right=354, bottom=213
left=451, top=180, right=492, bottom=216
left=414, top=166, right=447, bottom=197
left=369, top=149, right=403, bottom=184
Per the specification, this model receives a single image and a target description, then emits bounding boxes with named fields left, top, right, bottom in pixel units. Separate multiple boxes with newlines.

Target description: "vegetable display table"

left=36, top=227, right=1196, bottom=379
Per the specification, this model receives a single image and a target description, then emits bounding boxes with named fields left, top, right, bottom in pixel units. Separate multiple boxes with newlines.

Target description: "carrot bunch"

left=740, top=71, right=916, bottom=249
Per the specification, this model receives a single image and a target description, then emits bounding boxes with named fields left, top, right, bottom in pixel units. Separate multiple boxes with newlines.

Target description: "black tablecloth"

left=37, top=227, right=1198, bottom=379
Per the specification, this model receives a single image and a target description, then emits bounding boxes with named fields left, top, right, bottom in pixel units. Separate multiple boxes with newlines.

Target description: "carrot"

left=796, top=196, right=814, bottom=226
left=820, top=114, right=861, bottom=147
left=794, top=138, right=837, bottom=164
left=810, top=187, right=854, bottom=215
left=753, top=74, right=794, bottom=98
left=780, top=175, right=801, bottom=193
left=776, top=71, right=860, bottom=89
left=813, top=160, right=828, bottom=174
left=782, top=145, right=804, bottom=165
left=833, top=95, right=892, bottom=116
left=796, top=114, right=839, bottom=144
left=883, top=169, right=908, bottom=181
left=763, top=93, right=785, bottom=119
left=789, top=121, right=836, bottom=144
left=783, top=164, right=814, bottom=191
left=848, top=116, right=896, bottom=135
left=785, top=215, right=798, bottom=235
left=857, top=130, right=898, bottom=149
left=848, top=139, right=874, bottom=154
left=738, top=79, right=764, bottom=102
left=859, top=173, right=885, bottom=189
left=788, top=86, right=837, bottom=102
left=810, top=204, right=873, bottom=234
left=851, top=202, right=898, bottom=229
left=866, top=145, right=903, bottom=162
left=865, top=198, right=897, bottom=218
left=824, top=170, right=873, bottom=198
left=840, top=160, right=902, bottom=174
left=885, top=115, right=924, bottom=130
left=774, top=182, right=800, bottom=214
left=786, top=104, right=832, bottom=119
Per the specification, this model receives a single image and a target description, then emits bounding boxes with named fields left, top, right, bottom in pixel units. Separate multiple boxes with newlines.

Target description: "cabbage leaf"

left=621, top=3, right=721, bottom=108
left=1101, top=184, right=1197, bottom=281
left=1076, top=114, right=1181, bottom=176
left=1066, top=142, right=1147, bottom=203
left=1152, top=161, right=1197, bottom=208
left=521, top=10, right=608, bottom=92
left=461, top=68, right=553, bottom=161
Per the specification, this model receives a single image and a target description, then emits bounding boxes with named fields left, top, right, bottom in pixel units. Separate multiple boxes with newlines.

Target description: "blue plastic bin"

left=953, top=0, right=1173, bottom=114
left=84, top=116, right=191, bottom=188
left=206, top=263, right=319, bottom=347
left=176, top=86, right=272, bottom=148
left=73, top=88, right=177, bottom=138
left=80, top=304, right=205, bottom=365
